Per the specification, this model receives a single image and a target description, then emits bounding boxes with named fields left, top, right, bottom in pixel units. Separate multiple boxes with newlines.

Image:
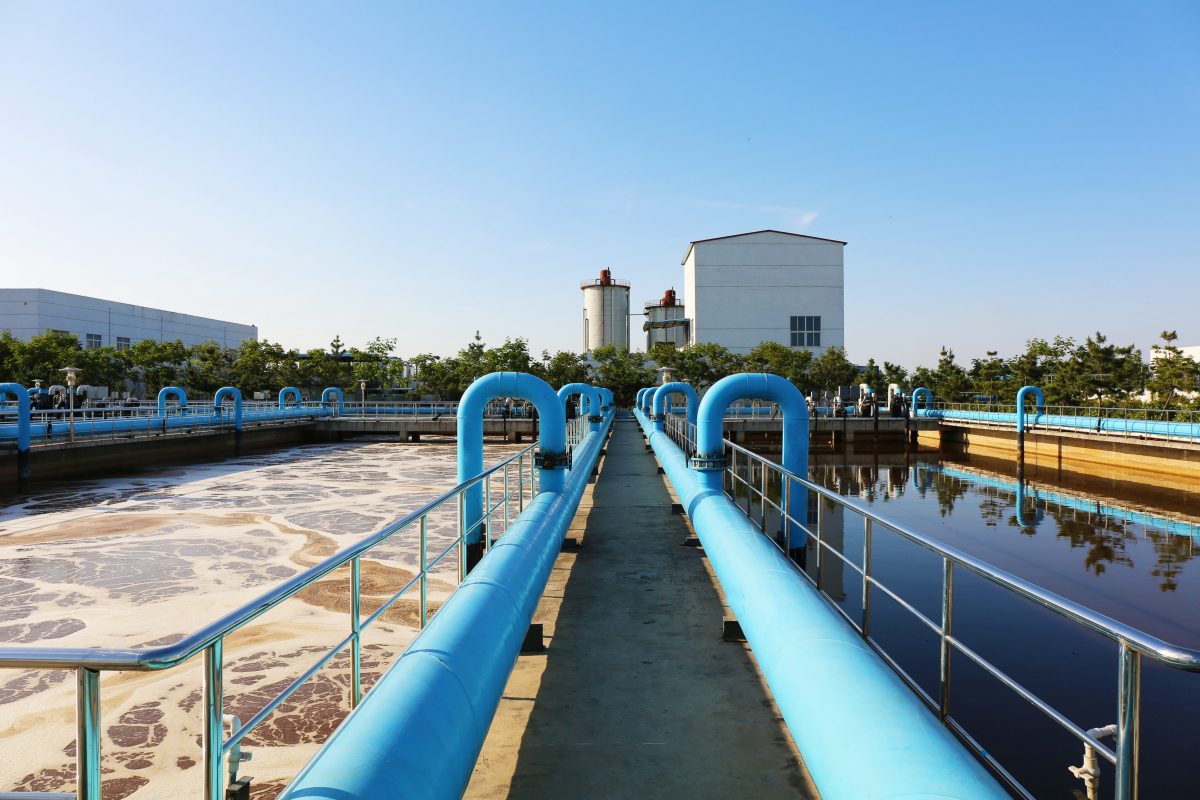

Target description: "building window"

left=116, top=337, right=131, bottom=351
left=85, top=333, right=102, bottom=349
left=789, top=316, right=821, bottom=347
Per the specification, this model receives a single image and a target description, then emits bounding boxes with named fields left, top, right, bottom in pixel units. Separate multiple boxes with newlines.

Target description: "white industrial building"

left=643, top=288, right=690, bottom=350
left=0, top=288, right=257, bottom=350
left=581, top=269, right=630, bottom=353
left=682, top=230, right=845, bottom=355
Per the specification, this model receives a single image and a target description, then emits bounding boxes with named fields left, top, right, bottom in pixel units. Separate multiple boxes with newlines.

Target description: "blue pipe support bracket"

left=279, top=412, right=610, bottom=800
left=156, top=386, right=187, bottom=415
left=556, top=383, right=603, bottom=432
left=213, top=387, right=244, bottom=432
left=643, top=425, right=1008, bottom=800
left=651, top=382, right=698, bottom=433
left=279, top=387, right=303, bottom=409
left=460, top=373, right=567, bottom=546
left=321, top=386, right=345, bottom=415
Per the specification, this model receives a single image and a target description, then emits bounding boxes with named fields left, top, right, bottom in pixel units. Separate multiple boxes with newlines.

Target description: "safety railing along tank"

left=0, top=443, right=546, bottom=800
left=660, top=413, right=1200, bottom=800
left=920, top=399, right=1200, bottom=443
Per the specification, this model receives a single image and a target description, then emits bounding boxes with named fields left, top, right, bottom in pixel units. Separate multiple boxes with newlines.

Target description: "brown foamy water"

left=0, top=439, right=525, bottom=798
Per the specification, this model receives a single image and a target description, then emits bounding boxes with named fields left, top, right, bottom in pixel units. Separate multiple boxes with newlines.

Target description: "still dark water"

left=802, top=452, right=1200, bottom=799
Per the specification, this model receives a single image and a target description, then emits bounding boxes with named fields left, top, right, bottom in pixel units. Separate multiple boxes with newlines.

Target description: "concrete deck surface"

left=466, top=418, right=819, bottom=799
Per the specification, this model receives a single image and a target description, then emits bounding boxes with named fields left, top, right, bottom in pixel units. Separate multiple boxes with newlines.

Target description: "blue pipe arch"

left=912, top=387, right=932, bottom=416
left=279, top=387, right=302, bottom=409
left=598, top=387, right=613, bottom=410
left=459, top=373, right=567, bottom=547
left=636, top=388, right=648, bottom=412
left=1016, top=385, right=1045, bottom=437
left=321, top=387, right=345, bottom=415
left=652, top=382, right=698, bottom=433
left=213, top=387, right=244, bottom=432
left=157, top=386, right=187, bottom=415
left=557, top=383, right=603, bottom=431
left=1, top=383, right=31, bottom=489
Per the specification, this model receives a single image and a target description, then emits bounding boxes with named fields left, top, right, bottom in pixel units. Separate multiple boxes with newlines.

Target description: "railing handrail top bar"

left=0, top=441, right=538, bottom=671
left=718, top=434, right=1200, bottom=669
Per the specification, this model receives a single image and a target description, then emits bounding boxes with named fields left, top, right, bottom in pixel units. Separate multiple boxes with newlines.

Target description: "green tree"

left=857, top=358, right=884, bottom=391
left=743, top=341, right=813, bottom=387
left=540, top=350, right=592, bottom=388
left=125, top=339, right=189, bottom=395
left=350, top=337, right=400, bottom=390
left=808, top=346, right=859, bottom=392
left=184, top=341, right=235, bottom=396
left=1074, top=332, right=1145, bottom=403
left=1148, top=331, right=1199, bottom=407
left=651, top=342, right=743, bottom=388
left=969, top=351, right=1008, bottom=403
left=881, top=361, right=909, bottom=388
left=591, top=345, right=656, bottom=406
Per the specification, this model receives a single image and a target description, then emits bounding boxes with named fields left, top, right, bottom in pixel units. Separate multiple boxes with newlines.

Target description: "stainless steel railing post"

left=457, top=495, right=467, bottom=583
left=503, top=465, right=510, bottom=531
left=203, top=639, right=224, bottom=800
left=1115, top=641, right=1141, bottom=800
left=518, top=455, right=525, bottom=514
left=940, top=558, right=954, bottom=719
left=419, top=515, right=428, bottom=629
left=350, top=556, right=362, bottom=708
left=485, top=476, right=492, bottom=553
left=861, top=518, right=872, bottom=637
left=815, top=497, right=824, bottom=590
left=76, top=667, right=101, bottom=800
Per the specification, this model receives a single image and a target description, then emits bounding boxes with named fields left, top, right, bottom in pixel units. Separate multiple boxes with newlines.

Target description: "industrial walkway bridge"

left=1, top=376, right=1199, bottom=800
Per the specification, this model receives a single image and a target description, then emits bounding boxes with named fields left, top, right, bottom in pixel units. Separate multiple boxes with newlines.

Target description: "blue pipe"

left=1, top=383, right=31, bottom=489
left=599, top=387, right=613, bottom=410
left=635, top=388, right=647, bottom=412
left=459, top=373, right=567, bottom=547
left=643, top=420, right=1007, bottom=799
left=651, top=381, right=698, bottom=433
left=556, top=382, right=602, bottom=431
left=280, top=411, right=610, bottom=800
left=279, top=386, right=302, bottom=409
left=213, top=387, right=243, bottom=432
left=912, top=387, right=932, bottom=415
left=156, top=386, right=187, bottom=415
left=641, top=386, right=657, bottom=413
left=321, top=386, right=345, bottom=415
left=1016, top=385, right=1045, bottom=445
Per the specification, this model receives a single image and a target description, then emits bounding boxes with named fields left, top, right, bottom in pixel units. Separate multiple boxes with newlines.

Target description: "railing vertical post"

left=783, top=479, right=792, bottom=553
left=1116, top=640, right=1142, bottom=800
left=457, top=494, right=467, bottom=583
left=759, top=460, right=767, bottom=531
left=940, top=558, right=954, bottom=719
left=76, top=667, right=101, bottom=800
left=419, top=515, right=428, bottom=628
left=350, top=556, right=362, bottom=708
left=861, top=518, right=872, bottom=637
left=503, top=464, right=510, bottom=532
left=815, top=496, right=824, bottom=590
left=518, top=454, right=525, bottom=514
left=485, top=476, right=492, bottom=553
left=203, top=638, right=224, bottom=800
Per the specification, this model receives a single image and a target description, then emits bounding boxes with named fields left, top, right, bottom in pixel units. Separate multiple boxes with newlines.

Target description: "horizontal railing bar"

left=360, top=574, right=423, bottom=630
left=943, top=717, right=1038, bottom=800
left=223, top=630, right=356, bottom=754
left=721, top=438, right=1200, bottom=670
left=0, top=793, right=76, bottom=799
left=0, top=443, right=537, bottom=670
left=864, top=634, right=939, bottom=711
left=424, top=540, right=461, bottom=572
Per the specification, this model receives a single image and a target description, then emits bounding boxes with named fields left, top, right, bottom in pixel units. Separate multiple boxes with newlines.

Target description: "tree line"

left=3, top=328, right=1196, bottom=409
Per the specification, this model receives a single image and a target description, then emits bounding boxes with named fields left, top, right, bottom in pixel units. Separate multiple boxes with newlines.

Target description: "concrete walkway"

left=466, top=418, right=819, bottom=799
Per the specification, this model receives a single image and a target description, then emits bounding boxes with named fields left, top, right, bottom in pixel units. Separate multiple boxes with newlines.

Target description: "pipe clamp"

left=689, top=454, right=727, bottom=472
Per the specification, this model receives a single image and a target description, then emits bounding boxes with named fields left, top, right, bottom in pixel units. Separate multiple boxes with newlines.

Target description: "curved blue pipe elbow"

left=912, top=387, right=932, bottom=417
left=556, top=383, right=603, bottom=431
left=279, top=387, right=302, bottom=409
left=157, top=386, right=187, bottom=415
left=213, top=387, right=244, bottom=432
left=321, top=387, right=345, bottom=415
left=459, top=373, right=567, bottom=545
left=1016, top=385, right=1045, bottom=437
left=652, top=382, right=698, bottom=432
left=0, top=383, right=31, bottom=453
left=598, top=387, right=613, bottom=410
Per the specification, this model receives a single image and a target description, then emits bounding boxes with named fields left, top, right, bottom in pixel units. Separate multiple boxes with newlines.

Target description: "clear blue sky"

left=1, top=2, right=1197, bottom=368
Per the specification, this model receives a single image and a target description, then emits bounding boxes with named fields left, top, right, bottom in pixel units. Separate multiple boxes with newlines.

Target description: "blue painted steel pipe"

left=459, top=373, right=566, bottom=546
left=156, top=386, right=187, bottom=414
left=643, top=421, right=1008, bottom=799
left=651, top=382, right=698, bottom=433
left=1016, top=385, right=1045, bottom=441
left=635, top=388, right=647, bottom=412
left=1, top=383, right=31, bottom=488
left=213, top=387, right=243, bottom=432
left=320, top=387, right=344, bottom=415
left=912, top=386, right=932, bottom=415
left=556, top=383, right=603, bottom=431
left=279, top=410, right=611, bottom=800
left=598, top=387, right=613, bottom=410
left=279, top=387, right=302, bottom=409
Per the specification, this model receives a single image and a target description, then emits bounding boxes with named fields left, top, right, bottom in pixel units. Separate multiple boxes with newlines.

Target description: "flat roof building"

left=682, top=230, right=845, bottom=355
left=0, top=288, right=257, bottom=350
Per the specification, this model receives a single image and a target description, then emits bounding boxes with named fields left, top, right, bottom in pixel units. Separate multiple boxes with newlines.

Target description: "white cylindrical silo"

left=581, top=269, right=630, bottom=353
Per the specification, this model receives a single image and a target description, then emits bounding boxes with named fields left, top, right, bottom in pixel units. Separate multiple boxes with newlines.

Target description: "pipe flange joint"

left=648, top=413, right=660, bottom=422
left=535, top=449, right=569, bottom=470
left=588, top=414, right=603, bottom=423
left=690, top=454, right=727, bottom=472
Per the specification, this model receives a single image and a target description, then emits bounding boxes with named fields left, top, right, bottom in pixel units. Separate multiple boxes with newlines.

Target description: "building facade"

left=0, top=288, right=258, bottom=350
left=643, top=288, right=690, bottom=350
left=682, top=230, right=845, bottom=355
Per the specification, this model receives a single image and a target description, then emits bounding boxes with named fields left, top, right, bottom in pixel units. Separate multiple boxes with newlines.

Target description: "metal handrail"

left=0, top=440, right=543, bottom=800
left=661, top=415, right=1200, bottom=799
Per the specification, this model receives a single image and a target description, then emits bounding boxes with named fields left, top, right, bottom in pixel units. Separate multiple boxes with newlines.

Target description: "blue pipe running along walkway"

left=465, top=417, right=820, bottom=798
